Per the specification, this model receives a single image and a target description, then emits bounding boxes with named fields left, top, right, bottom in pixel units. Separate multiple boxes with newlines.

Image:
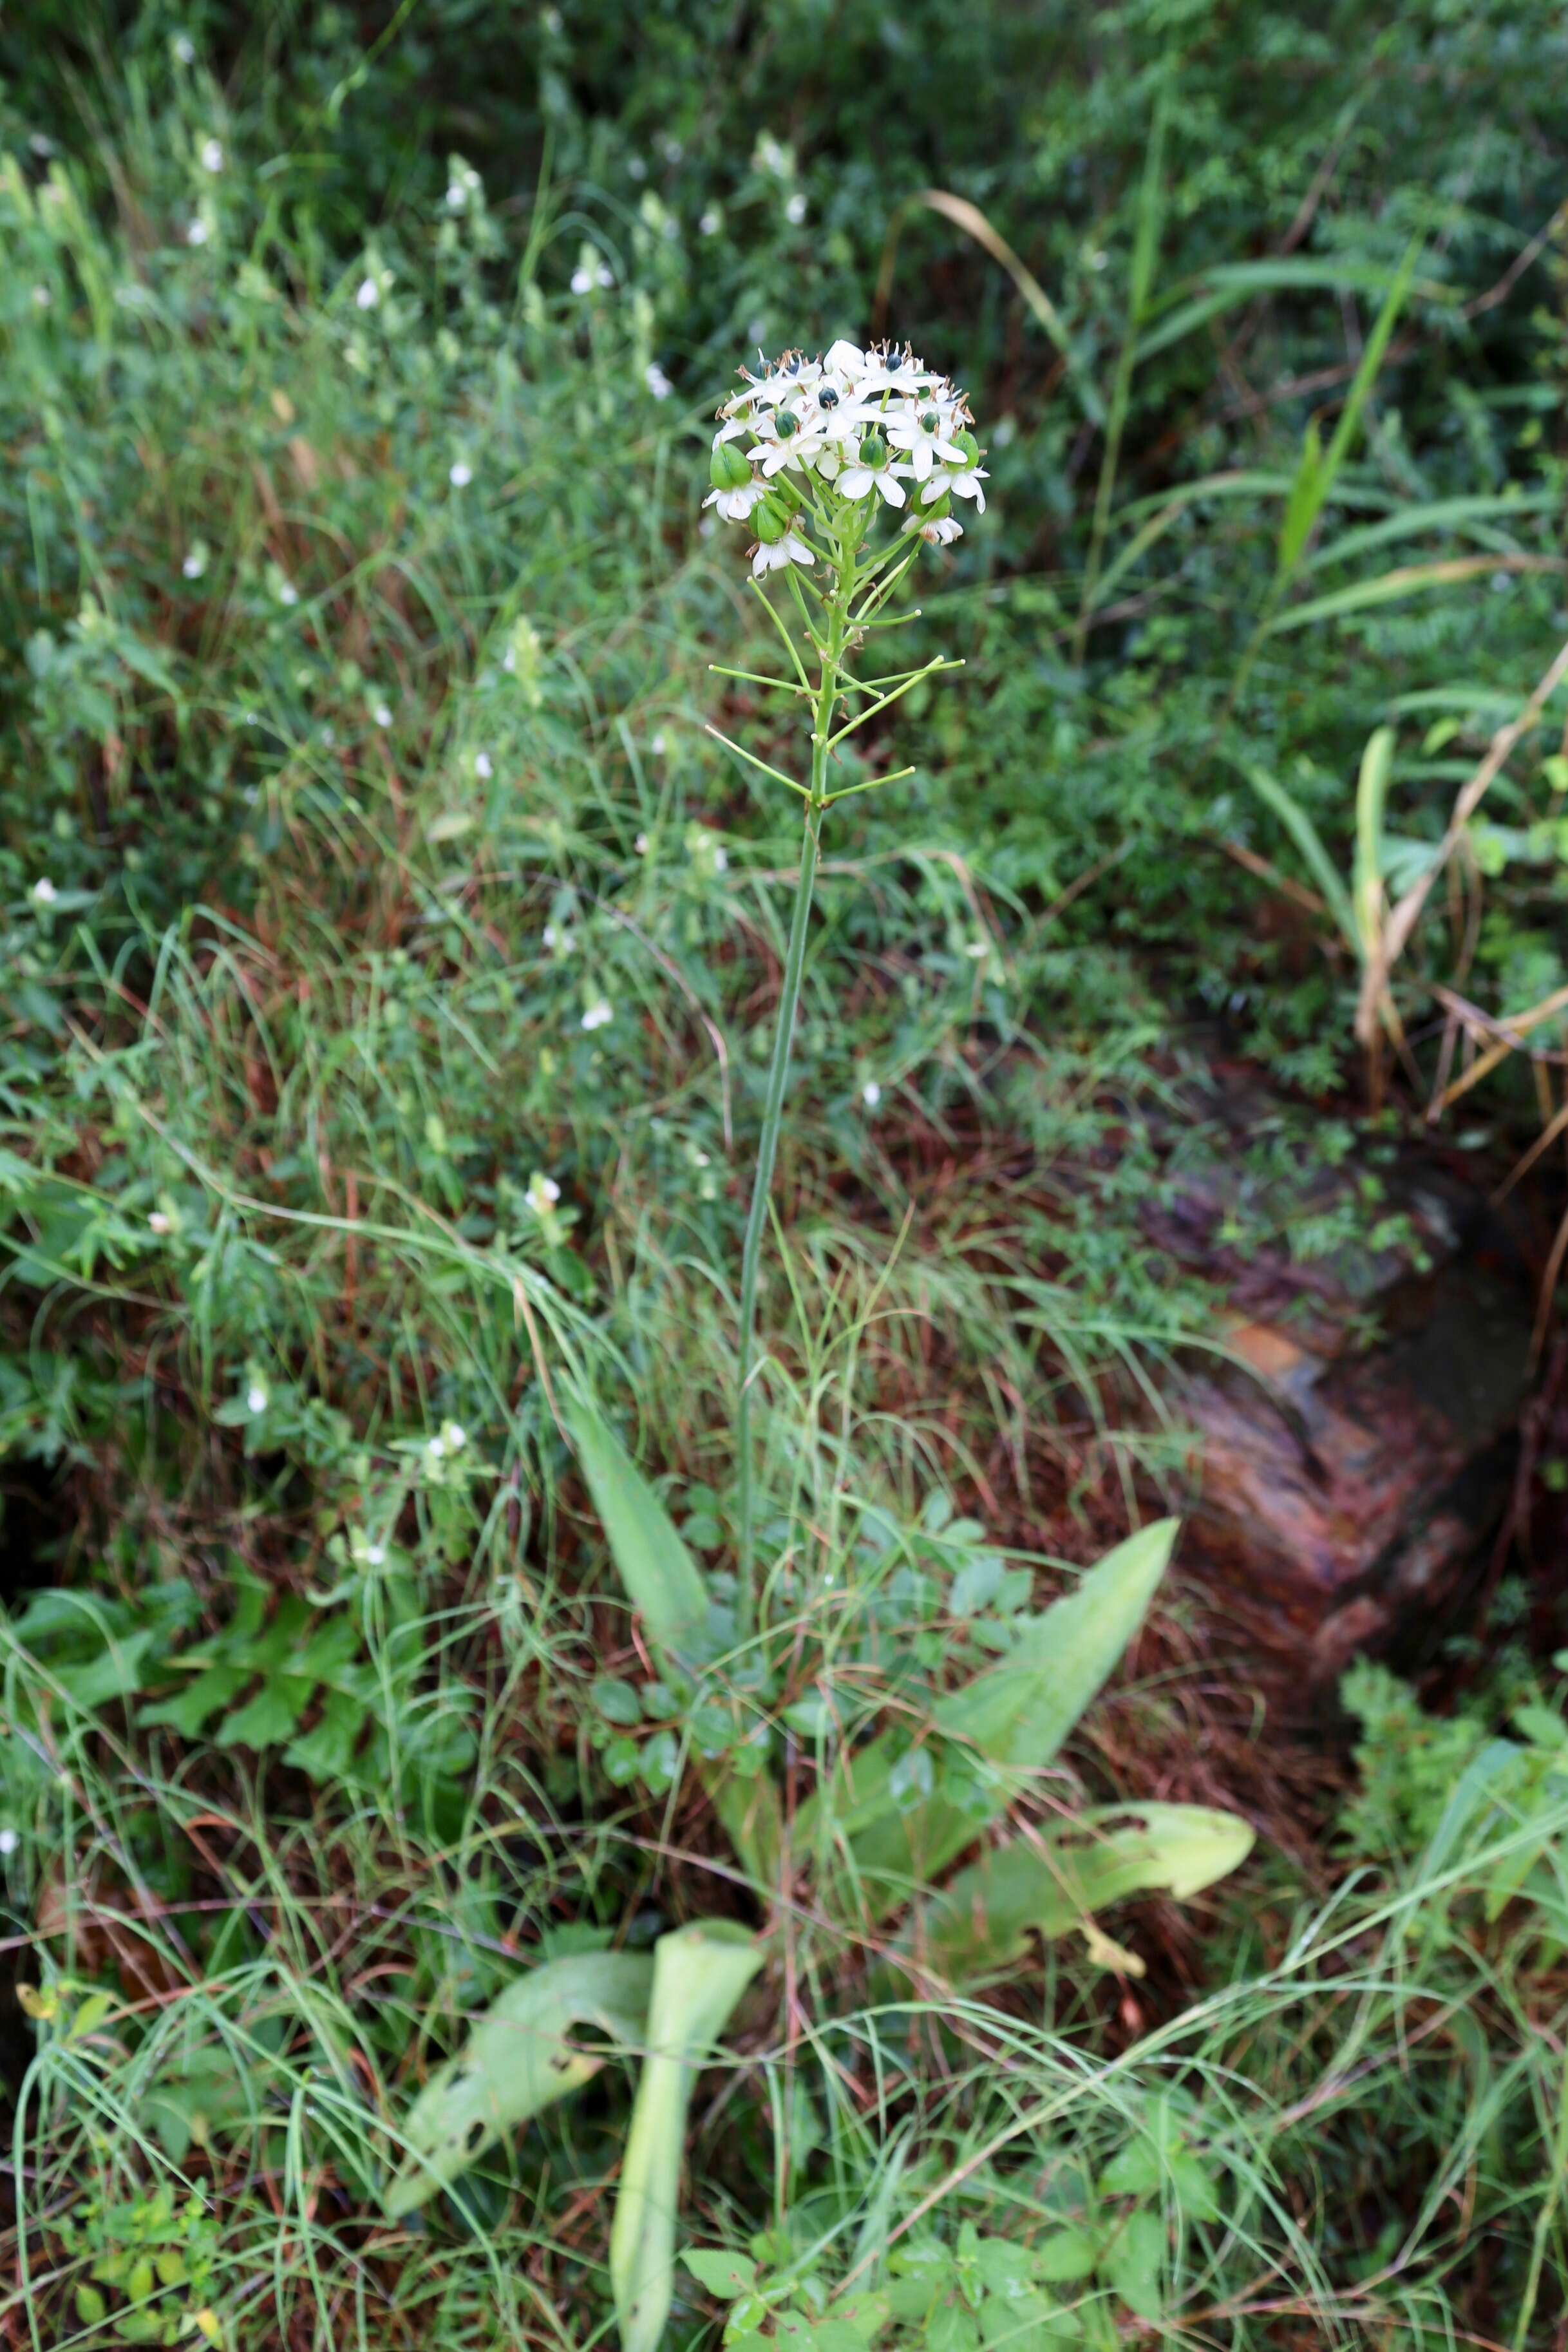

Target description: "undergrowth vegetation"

left=2, top=2, right=1567, bottom=2346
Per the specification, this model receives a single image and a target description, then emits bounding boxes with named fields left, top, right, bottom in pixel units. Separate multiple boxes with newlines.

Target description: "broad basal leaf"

left=801, top=1519, right=1177, bottom=1915
left=901, top=1803, right=1256, bottom=1984
left=565, top=1397, right=709, bottom=1655
left=384, top=1949, right=654, bottom=2218
left=610, top=1921, right=764, bottom=2352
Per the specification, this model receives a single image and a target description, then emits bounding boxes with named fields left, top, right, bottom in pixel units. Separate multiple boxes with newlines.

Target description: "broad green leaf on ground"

left=384, top=1950, right=654, bottom=2219
left=901, top=1803, right=1256, bottom=1983
left=798, top=1521, right=1177, bottom=1916
left=611, top=1921, right=764, bottom=2352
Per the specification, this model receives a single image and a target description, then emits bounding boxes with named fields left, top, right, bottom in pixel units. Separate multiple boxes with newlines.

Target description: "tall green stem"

left=735, top=525, right=854, bottom=1633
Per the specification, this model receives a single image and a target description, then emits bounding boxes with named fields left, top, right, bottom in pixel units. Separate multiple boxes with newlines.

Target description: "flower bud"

left=857, top=431, right=888, bottom=472
left=710, top=441, right=753, bottom=491
left=753, top=495, right=792, bottom=544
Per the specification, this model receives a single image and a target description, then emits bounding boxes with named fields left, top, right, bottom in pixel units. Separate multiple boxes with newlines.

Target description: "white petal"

left=876, top=473, right=906, bottom=507
left=824, top=337, right=865, bottom=377
left=784, top=533, right=815, bottom=567
left=838, top=468, right=873, bottom=500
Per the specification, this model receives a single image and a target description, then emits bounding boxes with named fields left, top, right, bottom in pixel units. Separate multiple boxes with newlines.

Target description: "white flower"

left=712, top=846, right=728, bottom=873
left=699, top=206, right=721, bottom=236
left=755, top=132, right=790, bottom=177
left=449, top=460, right=473, bottom=488
left=373, top=702, right=393, bottom=727
left=905, top=511, right=963, bottom=546
left=925, top=464, right=988, bottom=511
left=474, top=750, right=493, bottom=779
left=200, top=137, right=224, bottom=172
left=424, top=1435, right=446, bottom=1463
left=862, top=1081, right=882, bottom=1108
left=355, top=276, right=380, bottom=310
left=627, top=155, right=648, bottom=182
left=366, top=1543, right=386, bottom=1567
left=0, top=1830, right=16, bottom=1857
left=30, top=284, right=50, bottom=308
left=148, top=1211, right=173, bottom=1235
left=182, top=544, right=208, bottom=579
left=887, top=407, right=968, bottom=480
left=838, top=459, right=909, bottom=508
left=29, top=878, right=58, bottom=906
left=185, top=218, right=210, bottom=246
left=752, top=531, right=815, bottom=578
left=784, top=192, right=808, bottom=225
left=246, top=1383, right=269, bottom=1416
left=651, top=732, right=666, bottom=755
left=645, top=362, right=673, bottom=400
left=634, top=832, right=649, bottom=855
left=525, top=1171, right=562, bottom=1215
left=965, top=939, right=989, bottom=958
left=278, top=579, right=299, bottom=605
left=440, top=1420, right=468, bottom=1452
left=542, top=922, right=574, bottom=953
left=703, top=480, right=764, bottom=522
left=581, top=999, right=613, bottom=1031
left=569, top=266, right=594, bottom=292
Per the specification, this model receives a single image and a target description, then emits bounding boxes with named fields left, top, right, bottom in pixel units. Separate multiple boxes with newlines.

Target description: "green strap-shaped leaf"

left=565, top=1398, right=710, bottom=1653
left=800, top=1519, right=1177, bottom=1917
left=610, top=1922, right=765, bottom=2352
left=384, top=1950, right=654, bottom=2219
left=899, top=1803, right=1256, bottom=1985
left=565, top=1398, right=784, bottom=1888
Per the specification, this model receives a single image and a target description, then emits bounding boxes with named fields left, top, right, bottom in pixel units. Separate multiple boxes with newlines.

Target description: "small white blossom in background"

left=699, top=205, right=722, bottom=237
left=148, top=1211, right=173, bottom=1235
left=634, top=832, right=650, bottom=856
left=754, top=132, right=791, bottom=177
left=525, top=1171, right=562, bottom=1217
left=246, top=1382, right=269, bottom=1416
left=30, top=284, right=50, bottom=308
left=186, top=218, right=211, bottom=247
left=372, top=701, right=393, bottom=728
left=965, top=939, right=989, bottom=959
left=182, top=542, right=209, bottom=580
left=581, top=999, right=613, bottom=1032
left=449, top=459, right=473, bottom=488
left=784, top=192, right=808, bottom=226
left=570, top=245, right=614, bottom=294
left=651, top=732, right=666, bottom=756
left=473, top=750, right=493, bottom=779
left=173, top=33, right=196, bottom=61
left=446, top=157, right=482, bottom=213
left=440, top=1421, right=468, bottom=1454
left=705, top=336, right=985, bottom=574
left=200, top=137, right=225, bottom=173
left=541, top=6, right=562, bottom=30
left=645, top=361, right=673, bottom=401
left=29, top=877, right=59, bottom=908
left=542, top=922, right=574, bottom=954
left=861, top=1081, right=882, bottom=1109
left=355, top=276, right=380, bottom=310
left=0, top=1830, right=17, bottom=1858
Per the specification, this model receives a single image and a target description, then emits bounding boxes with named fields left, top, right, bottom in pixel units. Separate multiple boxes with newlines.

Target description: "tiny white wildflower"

left=627, top=155, right=648, bottom=182
left=355, top=276, right=380, bottom=310
left=200, top=137, right=224, bottom=173
left=525, top=1171, right=562, bottom=1216
left=425, top=1434, right=446, bottom=1462
left=965, top=939, right=988, bottom=958
left=645, top=361, right=673, bottom=400
left=440, top=1420, right=468, bottom=1452
left=29, top=878, right=58, bottom=907
left=712, top=846, right=729, bottom=873
left=0, top=1830, right=16, bottom=1858
left=650, top=731, right=666, bottom=755
left=752, top=529, right=815, bottom=578
left=366, top=1543, right=386, bottom=1566
left=186, top=218, right=210, bottom=246
left=278, top=579, right=299, bottom=605
left=542, top=922, right=574, bottom=953
left=30, top=284, right=50, bottom=308
left=784, top=192, right=808, bottom=226
left=173, top=33, right=196, bottom=62
left=473, top=750, right=493, bottom=779
left=373, top=701, right=393, bottom=727
left=699, top=205, right=722, bottom=236
left=148, top=1211, right=173, bottom=1235
left=449, top=459, right=473, bottom=488
left=581, top=999, right=613, bottom=1032
left=634, top=832, right=649, bottom=855
left=862, top=1081, right=882, bottom=1108
left=182, top=544, right=208, bottom=580
left=246, top=1383, right=269, bottom=1416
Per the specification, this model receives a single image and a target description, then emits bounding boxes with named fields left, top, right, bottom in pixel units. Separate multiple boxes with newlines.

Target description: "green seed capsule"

left=857, top=431, right=888, bottom=471
left=773, top=410, right=799, bottom=439
left=753, top=496, right=792, bottom=544
left=710, top=441, right=753, bottom=490
left=952, top=429, right=981, bottom=466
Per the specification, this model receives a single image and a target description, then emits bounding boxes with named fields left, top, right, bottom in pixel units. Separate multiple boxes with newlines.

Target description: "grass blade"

left=1241, top=764, right=1357, bottom=949
left=565, top=1397, right=709, bottom=1654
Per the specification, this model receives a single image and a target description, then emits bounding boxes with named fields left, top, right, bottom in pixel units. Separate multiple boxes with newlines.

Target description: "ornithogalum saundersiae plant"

left=704, top=337, right=985, bottom=1626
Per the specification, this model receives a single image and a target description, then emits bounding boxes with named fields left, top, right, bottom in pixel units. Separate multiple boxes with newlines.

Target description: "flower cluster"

left=705, top=338, right=986, bottom=577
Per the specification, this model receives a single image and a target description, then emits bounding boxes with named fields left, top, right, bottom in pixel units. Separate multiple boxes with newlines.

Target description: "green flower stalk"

left=703, top=339, right=986, bottom=1630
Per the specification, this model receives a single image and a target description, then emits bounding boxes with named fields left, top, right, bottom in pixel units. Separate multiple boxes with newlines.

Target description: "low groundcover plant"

left=382, top=342, right=1252, bottom=2351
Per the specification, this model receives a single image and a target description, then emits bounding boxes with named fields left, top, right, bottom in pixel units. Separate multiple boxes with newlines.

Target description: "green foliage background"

left=1, top=2, right=1567, bottom=2347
